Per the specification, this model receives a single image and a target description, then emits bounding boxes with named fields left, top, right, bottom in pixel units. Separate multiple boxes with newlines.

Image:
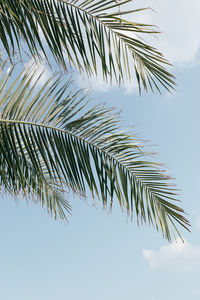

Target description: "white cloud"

left=76, top=73, right=116, bottom=93
left=143, top=238, right=200, bottom=271
left=25, top=56, right=51, bottom=88
left=76, top=72, right=138, bottom=94
left=128, top=0, right=200, bottom=65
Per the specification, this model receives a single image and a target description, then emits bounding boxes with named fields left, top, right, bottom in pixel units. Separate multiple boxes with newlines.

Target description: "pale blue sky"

left=1, top=1, right=200, bottom=299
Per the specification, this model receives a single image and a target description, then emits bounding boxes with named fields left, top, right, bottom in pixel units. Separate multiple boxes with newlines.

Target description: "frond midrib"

left=45, top=0, right=157, bottom=57
left=57, top=1, right=169, bottom=82
left=0, top=117, right=173, bottom=212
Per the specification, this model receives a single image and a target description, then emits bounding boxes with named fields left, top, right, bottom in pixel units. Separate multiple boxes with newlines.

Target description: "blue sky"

left=1, top=1, right=200, bottom=299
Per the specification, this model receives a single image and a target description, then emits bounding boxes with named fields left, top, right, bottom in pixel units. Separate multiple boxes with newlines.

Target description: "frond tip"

left=0, top=62, right=189, bottom=240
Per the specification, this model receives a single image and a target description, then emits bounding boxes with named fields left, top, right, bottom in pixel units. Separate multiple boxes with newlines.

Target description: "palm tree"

left=0, top=61, right=189, bottom=240
left=0, top=0, right=189, bottom=240
left=0, top=0, right=175, bottom=93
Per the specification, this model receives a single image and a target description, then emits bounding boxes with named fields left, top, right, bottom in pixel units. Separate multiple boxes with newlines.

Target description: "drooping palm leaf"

left=0, top=0, right=175, bottom=93
left=0, top=61, right=71, bottom=219
left=0, top=61, right=189, bottom=240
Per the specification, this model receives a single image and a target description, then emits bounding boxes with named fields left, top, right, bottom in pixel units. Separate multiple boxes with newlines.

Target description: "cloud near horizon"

left=143, top=238, right=200, bottom=271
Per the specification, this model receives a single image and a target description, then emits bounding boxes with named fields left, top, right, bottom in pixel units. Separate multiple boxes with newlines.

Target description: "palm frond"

left=0, top=0, right=175, bottom=93
left=0, top=61, right=189, bottom=240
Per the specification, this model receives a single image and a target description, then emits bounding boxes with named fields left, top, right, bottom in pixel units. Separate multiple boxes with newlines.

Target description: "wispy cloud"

left=25, top=55, right=51, bottom=88
left=143, top=238, right=200, bottom=271
left=76, top=72, right=138, bottom=94
left=130, top=0, right=200, bottom=65
left=76, top=73, right=117, bottom=93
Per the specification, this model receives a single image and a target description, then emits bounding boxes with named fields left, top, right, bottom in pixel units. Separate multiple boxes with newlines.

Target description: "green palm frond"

left=0, top=61, right=189, bottom=240
left=0, top=0, right=175, bottom=93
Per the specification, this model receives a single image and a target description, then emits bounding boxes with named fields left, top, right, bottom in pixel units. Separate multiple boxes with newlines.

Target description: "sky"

left=1, top=1, right=200, bottom=299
